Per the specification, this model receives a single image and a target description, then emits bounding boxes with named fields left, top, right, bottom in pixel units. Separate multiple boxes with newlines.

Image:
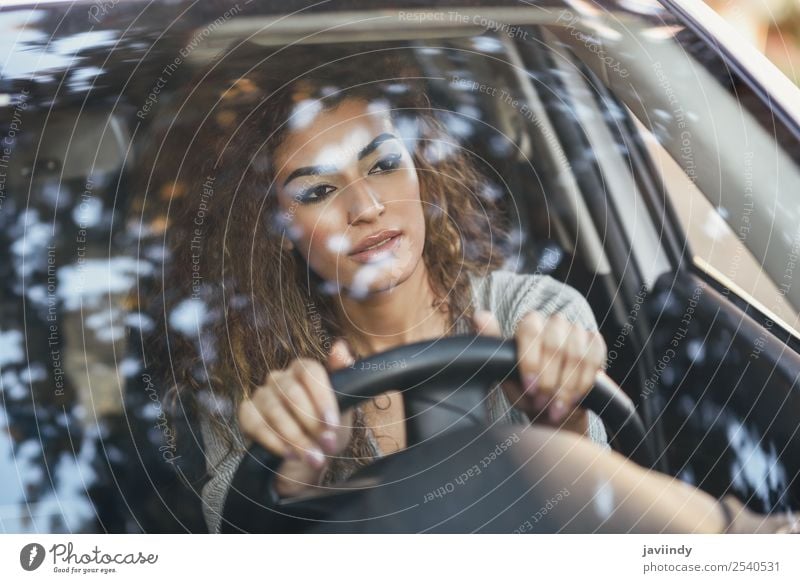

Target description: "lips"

left=348, top=228, right=402, bottom=262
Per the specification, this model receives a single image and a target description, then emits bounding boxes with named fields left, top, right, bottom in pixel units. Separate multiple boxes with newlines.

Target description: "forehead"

left=274, top=98, right=395, bottom=174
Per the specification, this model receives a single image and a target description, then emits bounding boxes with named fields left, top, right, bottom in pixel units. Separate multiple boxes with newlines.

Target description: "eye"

left=297, top=184, right=336, bottom=204
left=368, top=153, right=403, bottom=175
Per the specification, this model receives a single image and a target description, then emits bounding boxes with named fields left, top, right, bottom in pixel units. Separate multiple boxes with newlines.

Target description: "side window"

left=545, top=5, right=800, bottom=335
left=634, top=117, right=800, bottom=333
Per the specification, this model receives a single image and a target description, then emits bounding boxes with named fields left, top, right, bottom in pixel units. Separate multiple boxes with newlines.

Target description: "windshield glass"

left=1, top=1, right=798, bottom=532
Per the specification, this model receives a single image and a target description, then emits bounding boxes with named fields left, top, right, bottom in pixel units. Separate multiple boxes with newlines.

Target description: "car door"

left=558, top=1, right=800, bottom=513
left=508, top=0, right=800, bottom=513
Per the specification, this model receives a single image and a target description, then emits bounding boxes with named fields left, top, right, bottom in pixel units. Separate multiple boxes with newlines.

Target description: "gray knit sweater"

left=199, top=270, right=608, bottom=533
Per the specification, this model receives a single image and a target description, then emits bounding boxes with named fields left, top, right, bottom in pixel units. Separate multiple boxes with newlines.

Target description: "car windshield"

left=1, top=1, right=798, bottom=533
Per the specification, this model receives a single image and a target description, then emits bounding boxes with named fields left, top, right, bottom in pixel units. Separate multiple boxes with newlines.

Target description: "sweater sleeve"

left=199, top=415, right=248, bottom=534
left=473, top=270, right=609, bottom=448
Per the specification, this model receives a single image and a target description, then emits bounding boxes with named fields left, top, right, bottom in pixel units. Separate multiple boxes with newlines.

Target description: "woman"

left=142, top=44, right=796, bottom=534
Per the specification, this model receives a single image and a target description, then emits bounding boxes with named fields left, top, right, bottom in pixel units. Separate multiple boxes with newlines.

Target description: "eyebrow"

left=357, top=132, right=397, bottom=161
left=282, top=132, right=399, bottom=188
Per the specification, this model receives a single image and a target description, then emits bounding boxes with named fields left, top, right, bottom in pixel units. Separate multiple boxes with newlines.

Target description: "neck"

left=334, top=261, right=449, bottom=357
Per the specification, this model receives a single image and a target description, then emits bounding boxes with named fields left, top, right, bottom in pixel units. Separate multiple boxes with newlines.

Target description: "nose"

left=346, top=177, right=385, bottom=225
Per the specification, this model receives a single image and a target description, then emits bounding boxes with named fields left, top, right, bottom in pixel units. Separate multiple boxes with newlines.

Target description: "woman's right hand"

left=237, top=339, right=357, bottom=491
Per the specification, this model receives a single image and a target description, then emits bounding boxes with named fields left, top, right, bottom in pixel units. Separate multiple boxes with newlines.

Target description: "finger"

left=515, top=311, right=545, bottom=397
left=560, top=327, right=589, bottom=395
left=572, top=331, right=606, bottom=408
left=473, top=309, right=502, bottom=337
left=589, top=331, right=608, bottom=371
left=291, top=358, right=341, bottom=453
left=257, top=374, right=327, bottom=468
left=536, top=314, right=570, bottom=399
left=531, top=389, right=552, bottom=416
left=327, top=338, right=356, bottom=371
left=278, top=359, right=327, bottom=436
left=551, top=327, right=587, bottom=422
left=238, top=397, right=299, bottom=460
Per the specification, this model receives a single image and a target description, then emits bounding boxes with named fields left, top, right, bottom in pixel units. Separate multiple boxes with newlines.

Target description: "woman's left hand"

left=473, top=309, right=607, bottom=433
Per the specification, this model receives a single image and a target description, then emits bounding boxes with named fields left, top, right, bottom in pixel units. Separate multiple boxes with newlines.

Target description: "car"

left=1, top=0, right=799, bottom=533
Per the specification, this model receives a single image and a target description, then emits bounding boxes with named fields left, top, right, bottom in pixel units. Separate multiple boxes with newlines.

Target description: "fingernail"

left=319, top=430, right=337, bottom=454
left=283, top=449, right=300, bottom=461
left=324, top=408, right=340, bottom=428
left=306, top=447, right=326, bottom=469
left=549, top=400, right=567, bottom=423
left=522, top=373, right=539, bottom=395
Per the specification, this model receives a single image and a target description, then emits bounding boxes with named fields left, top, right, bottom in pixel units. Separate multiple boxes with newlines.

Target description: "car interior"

left=2, top=3, right=799, bottom=533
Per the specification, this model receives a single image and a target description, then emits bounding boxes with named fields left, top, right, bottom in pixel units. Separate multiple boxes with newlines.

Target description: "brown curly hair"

left=137, top=42, right=510, bottom=485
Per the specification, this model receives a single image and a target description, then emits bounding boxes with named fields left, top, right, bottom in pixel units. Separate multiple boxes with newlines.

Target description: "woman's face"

left=273, top=98, right=426, bottom=298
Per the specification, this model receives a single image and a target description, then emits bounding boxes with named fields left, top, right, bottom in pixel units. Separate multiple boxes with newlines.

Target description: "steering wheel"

left=220, top=335, right=652, bottom=533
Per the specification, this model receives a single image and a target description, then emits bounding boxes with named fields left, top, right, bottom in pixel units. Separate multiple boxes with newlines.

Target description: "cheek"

left=378, top=167, right=424, bottom=221
left=388, top=166, right=421, bottom=203
left=291, top=205, right=349, bottom=261
left=390, top=170, right=425, bottom=240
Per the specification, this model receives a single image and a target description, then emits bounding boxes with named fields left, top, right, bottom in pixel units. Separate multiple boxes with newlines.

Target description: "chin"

left=343, top=254, right=418, bottom=298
